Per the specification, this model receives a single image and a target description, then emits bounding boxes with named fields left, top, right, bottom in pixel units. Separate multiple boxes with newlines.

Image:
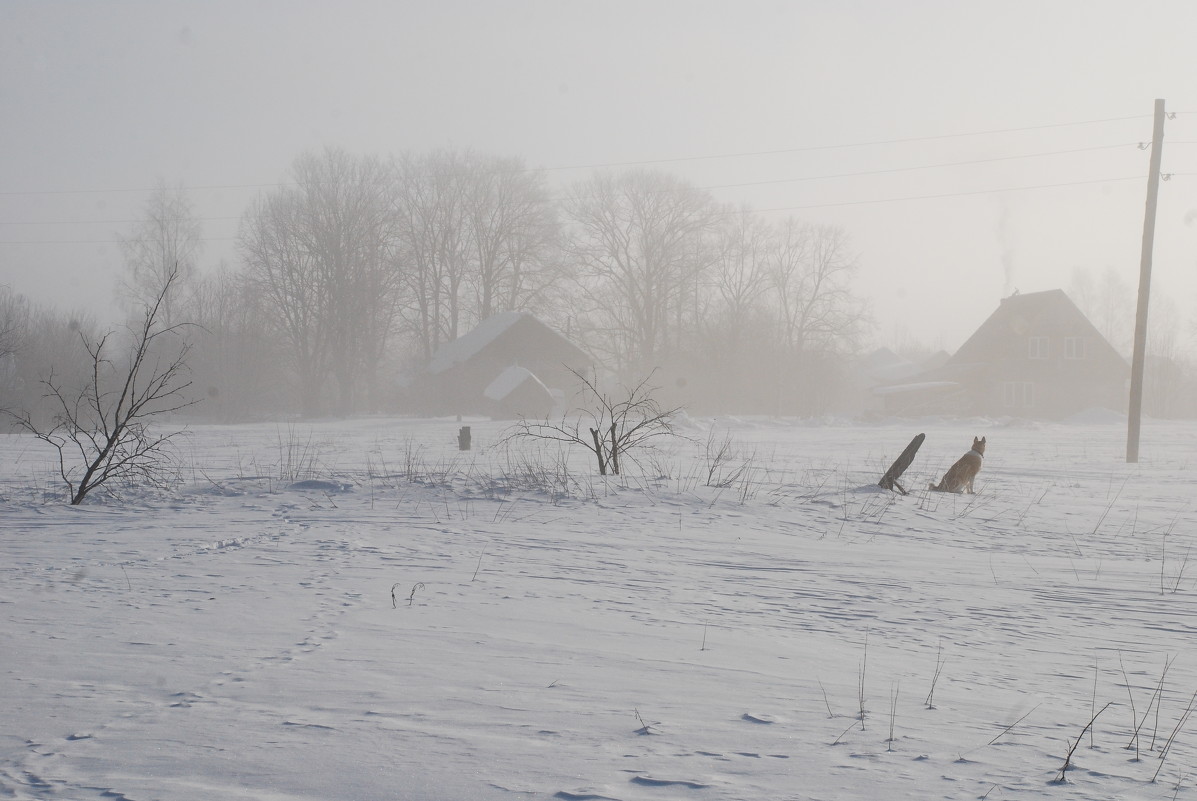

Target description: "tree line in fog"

left=2, top=147, right=870, bottom=421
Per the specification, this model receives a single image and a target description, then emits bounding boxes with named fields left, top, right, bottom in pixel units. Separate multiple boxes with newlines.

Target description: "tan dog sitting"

left=929, top=436, right=986, bottom=494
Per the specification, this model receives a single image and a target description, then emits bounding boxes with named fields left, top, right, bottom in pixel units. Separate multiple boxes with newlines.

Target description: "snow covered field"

left=3, top=415, right=1197, bottom=801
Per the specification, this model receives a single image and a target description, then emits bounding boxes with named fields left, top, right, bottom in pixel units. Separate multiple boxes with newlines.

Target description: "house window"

left=1002, top=381, right=1035, bottom=408
left=1028, top=336, right=1049, bottom=360
left=1064, top=336, right=1087, bottom=360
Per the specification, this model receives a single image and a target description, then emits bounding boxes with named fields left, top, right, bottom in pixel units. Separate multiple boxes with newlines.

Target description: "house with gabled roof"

left=414, top=312, right=592, bottom=418
left=875, top=290, right=1128, bottom=419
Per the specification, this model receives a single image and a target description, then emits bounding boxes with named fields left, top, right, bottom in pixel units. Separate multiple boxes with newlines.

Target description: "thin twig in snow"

left=925, top=642, right=945, bottom=710
left=988, top=704, right=1040, bottom=746
left=1153, top=690, right=1197, bottom=783
left=1052, top=702, right=1112, bottom=784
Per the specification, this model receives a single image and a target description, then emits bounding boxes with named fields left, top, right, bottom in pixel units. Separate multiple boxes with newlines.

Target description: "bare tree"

left=690, top=211, right=774, bottom=408
left=503, top=368, right=682, bottom=476
left=769, top=219, right=867, bottom=356
left=186, top=264, right=285, bottom=421
left=766, top=218, right=870, bottom=414
left=241, top=188, right=327, bottom=415
left=462, top=154, right=561, bottom=320
left=1066, top=265, right=1197, bottom=416
left=708, top=211, right=773, bottom=336
left=294, top=149, right=398, bottom=412
left=1138, top=287, right=1197, bottom=418
left=240, top=148, right=398, bottom=415
left=117, top=180, right=202, bottom=327
left=0, top=286, right=26, bottom=360
left=562, top=170, right=718, bottom=378
left=1069, top=266, right=1133, bottom=356
left=0, top=287, right=30, bottom=414
left=9, top=269, right=196, bottom=504
left=391, top=149, right=473, bottom=362
left=390, top=149, right=565, bottom=369
left=3, top=304, right=99, bottom=426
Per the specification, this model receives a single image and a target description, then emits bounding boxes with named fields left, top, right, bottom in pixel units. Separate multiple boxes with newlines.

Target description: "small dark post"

left=878, top=433, right=925, bottom=495
left=458, top=426, right=471, bottom=451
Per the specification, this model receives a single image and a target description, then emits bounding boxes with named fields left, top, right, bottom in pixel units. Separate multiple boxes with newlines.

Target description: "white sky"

left=3, top=0, right=1197, bottom=353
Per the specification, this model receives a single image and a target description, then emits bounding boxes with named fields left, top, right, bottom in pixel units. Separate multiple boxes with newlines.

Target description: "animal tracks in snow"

left=5, top=418, right=1197, bottom=801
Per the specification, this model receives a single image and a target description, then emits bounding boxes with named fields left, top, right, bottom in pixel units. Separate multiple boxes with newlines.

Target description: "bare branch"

left=8, top=266, right=196, bottom=504
left=501, top=366, right=684, bottom=476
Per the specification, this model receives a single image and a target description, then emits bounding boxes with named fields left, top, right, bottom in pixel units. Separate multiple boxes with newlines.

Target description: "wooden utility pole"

left=1127, top=98, right=1166, bottom=464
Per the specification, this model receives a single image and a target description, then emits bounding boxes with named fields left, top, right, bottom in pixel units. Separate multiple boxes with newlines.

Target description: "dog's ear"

left=981, top=436, right=986, bottom=444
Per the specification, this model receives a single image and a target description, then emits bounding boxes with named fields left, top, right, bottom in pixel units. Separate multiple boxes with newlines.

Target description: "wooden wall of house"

left=971, top=356, right=1126, bottom=419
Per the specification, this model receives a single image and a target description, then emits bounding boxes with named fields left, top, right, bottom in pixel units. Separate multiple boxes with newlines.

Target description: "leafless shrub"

left=502, top=368, right=684, bottom=476
left=496, top=444, right=574, bottom=501
left=8, top=268, right=196, bottom=504
left=276, top=425, right=324, bottom=482
left=703, top=426, right=758, bottom=490
left=400, top=436, right=427, bottom=481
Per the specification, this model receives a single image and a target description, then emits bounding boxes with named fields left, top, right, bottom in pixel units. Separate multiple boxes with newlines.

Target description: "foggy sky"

left=3, top=0, right=1197, bottom=353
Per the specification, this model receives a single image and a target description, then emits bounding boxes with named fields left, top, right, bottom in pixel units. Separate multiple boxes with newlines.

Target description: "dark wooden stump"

left=458, top=426, right=471, bottom=451
left=878, top=433, right=925, bottom=495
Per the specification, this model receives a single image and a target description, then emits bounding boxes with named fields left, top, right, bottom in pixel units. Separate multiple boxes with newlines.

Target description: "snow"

left=3, top=416, right=1197, bottom=800
left=484, top=366, right=547, bottom=403
left=1065, top=407, right=1128, bottom=425
left=871, top=380, right=960, bottom=396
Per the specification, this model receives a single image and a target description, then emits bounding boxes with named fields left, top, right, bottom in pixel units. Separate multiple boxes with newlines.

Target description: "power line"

left=0, top=114, right=1152, bottom=198
left=0, top=236, right=239, bottom=246
left=0, top=141, right=1145, bottom=229
left=540, top=115, right=1151, bottom=172
left=0, top=182, right=287, bottom=198
left=0, top=216, right=241, bottom=227
left=2, top=173, right=1164, bottom=243
left=750, top=175, right=1146, bottom=214
left=702, top=142, right=1140, bottom=191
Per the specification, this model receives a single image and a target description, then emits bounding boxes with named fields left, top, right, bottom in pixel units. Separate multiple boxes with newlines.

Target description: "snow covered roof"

left=427, top=312, right=527, bottom=375
left=483, top=365, right=548, bottom=402
left=861, top=348, right=954, bottom=385
left=871, top=380, right=960, bottom=397
left=949, top=289, right=1125, bottom=368
left=425, top=312, right=590, bottom=378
